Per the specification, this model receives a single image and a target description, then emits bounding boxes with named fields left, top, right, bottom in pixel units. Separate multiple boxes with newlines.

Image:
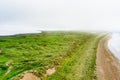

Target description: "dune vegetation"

left=0, top=31, right=104, bottom=80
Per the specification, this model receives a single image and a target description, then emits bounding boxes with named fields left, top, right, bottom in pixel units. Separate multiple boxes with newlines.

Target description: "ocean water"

left=108, top=32, right=120, bottom=60
left=0, top=25, right=41, bottom=36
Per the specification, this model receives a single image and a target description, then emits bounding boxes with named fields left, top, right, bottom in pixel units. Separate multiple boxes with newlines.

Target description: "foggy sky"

left=1, top=0, right=120, bottom=34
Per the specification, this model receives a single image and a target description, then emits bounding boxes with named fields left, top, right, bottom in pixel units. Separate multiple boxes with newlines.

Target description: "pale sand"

left=97, top=36, right=120, bottom=80
left=20, top=72, right=41, bottom=80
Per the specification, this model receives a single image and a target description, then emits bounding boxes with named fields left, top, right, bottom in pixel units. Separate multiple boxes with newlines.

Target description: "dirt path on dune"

left=97, top=36, right=120, bottom=80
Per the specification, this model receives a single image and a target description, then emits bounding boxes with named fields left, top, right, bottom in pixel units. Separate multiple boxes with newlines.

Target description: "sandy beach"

left=97, top=36, right=120, bottom=80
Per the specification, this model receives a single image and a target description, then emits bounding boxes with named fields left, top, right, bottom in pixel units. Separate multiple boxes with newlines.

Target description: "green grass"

left=0, top=31, right=104, bottom=80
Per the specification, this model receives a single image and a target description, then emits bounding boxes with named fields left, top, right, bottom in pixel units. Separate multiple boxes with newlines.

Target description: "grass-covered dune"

left=0, top=31, right=104, bottom=80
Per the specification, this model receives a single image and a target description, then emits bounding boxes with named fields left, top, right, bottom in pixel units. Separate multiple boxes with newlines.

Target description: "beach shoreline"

left=97, top=35, right=120, bottom=80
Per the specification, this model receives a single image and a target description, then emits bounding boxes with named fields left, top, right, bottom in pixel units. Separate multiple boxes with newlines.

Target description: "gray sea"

left=0, top=26, right=41, bottom=36
left=108, top=32, right=120, bottom=61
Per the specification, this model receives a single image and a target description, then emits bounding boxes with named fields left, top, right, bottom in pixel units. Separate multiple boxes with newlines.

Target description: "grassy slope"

left=47, top=34, right=103, bottom=80
left=0, top=32, right=103, bottom=80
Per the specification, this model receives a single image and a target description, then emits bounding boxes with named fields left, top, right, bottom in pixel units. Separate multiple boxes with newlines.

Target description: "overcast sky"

left=0, top=0, right=120, bottom=35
